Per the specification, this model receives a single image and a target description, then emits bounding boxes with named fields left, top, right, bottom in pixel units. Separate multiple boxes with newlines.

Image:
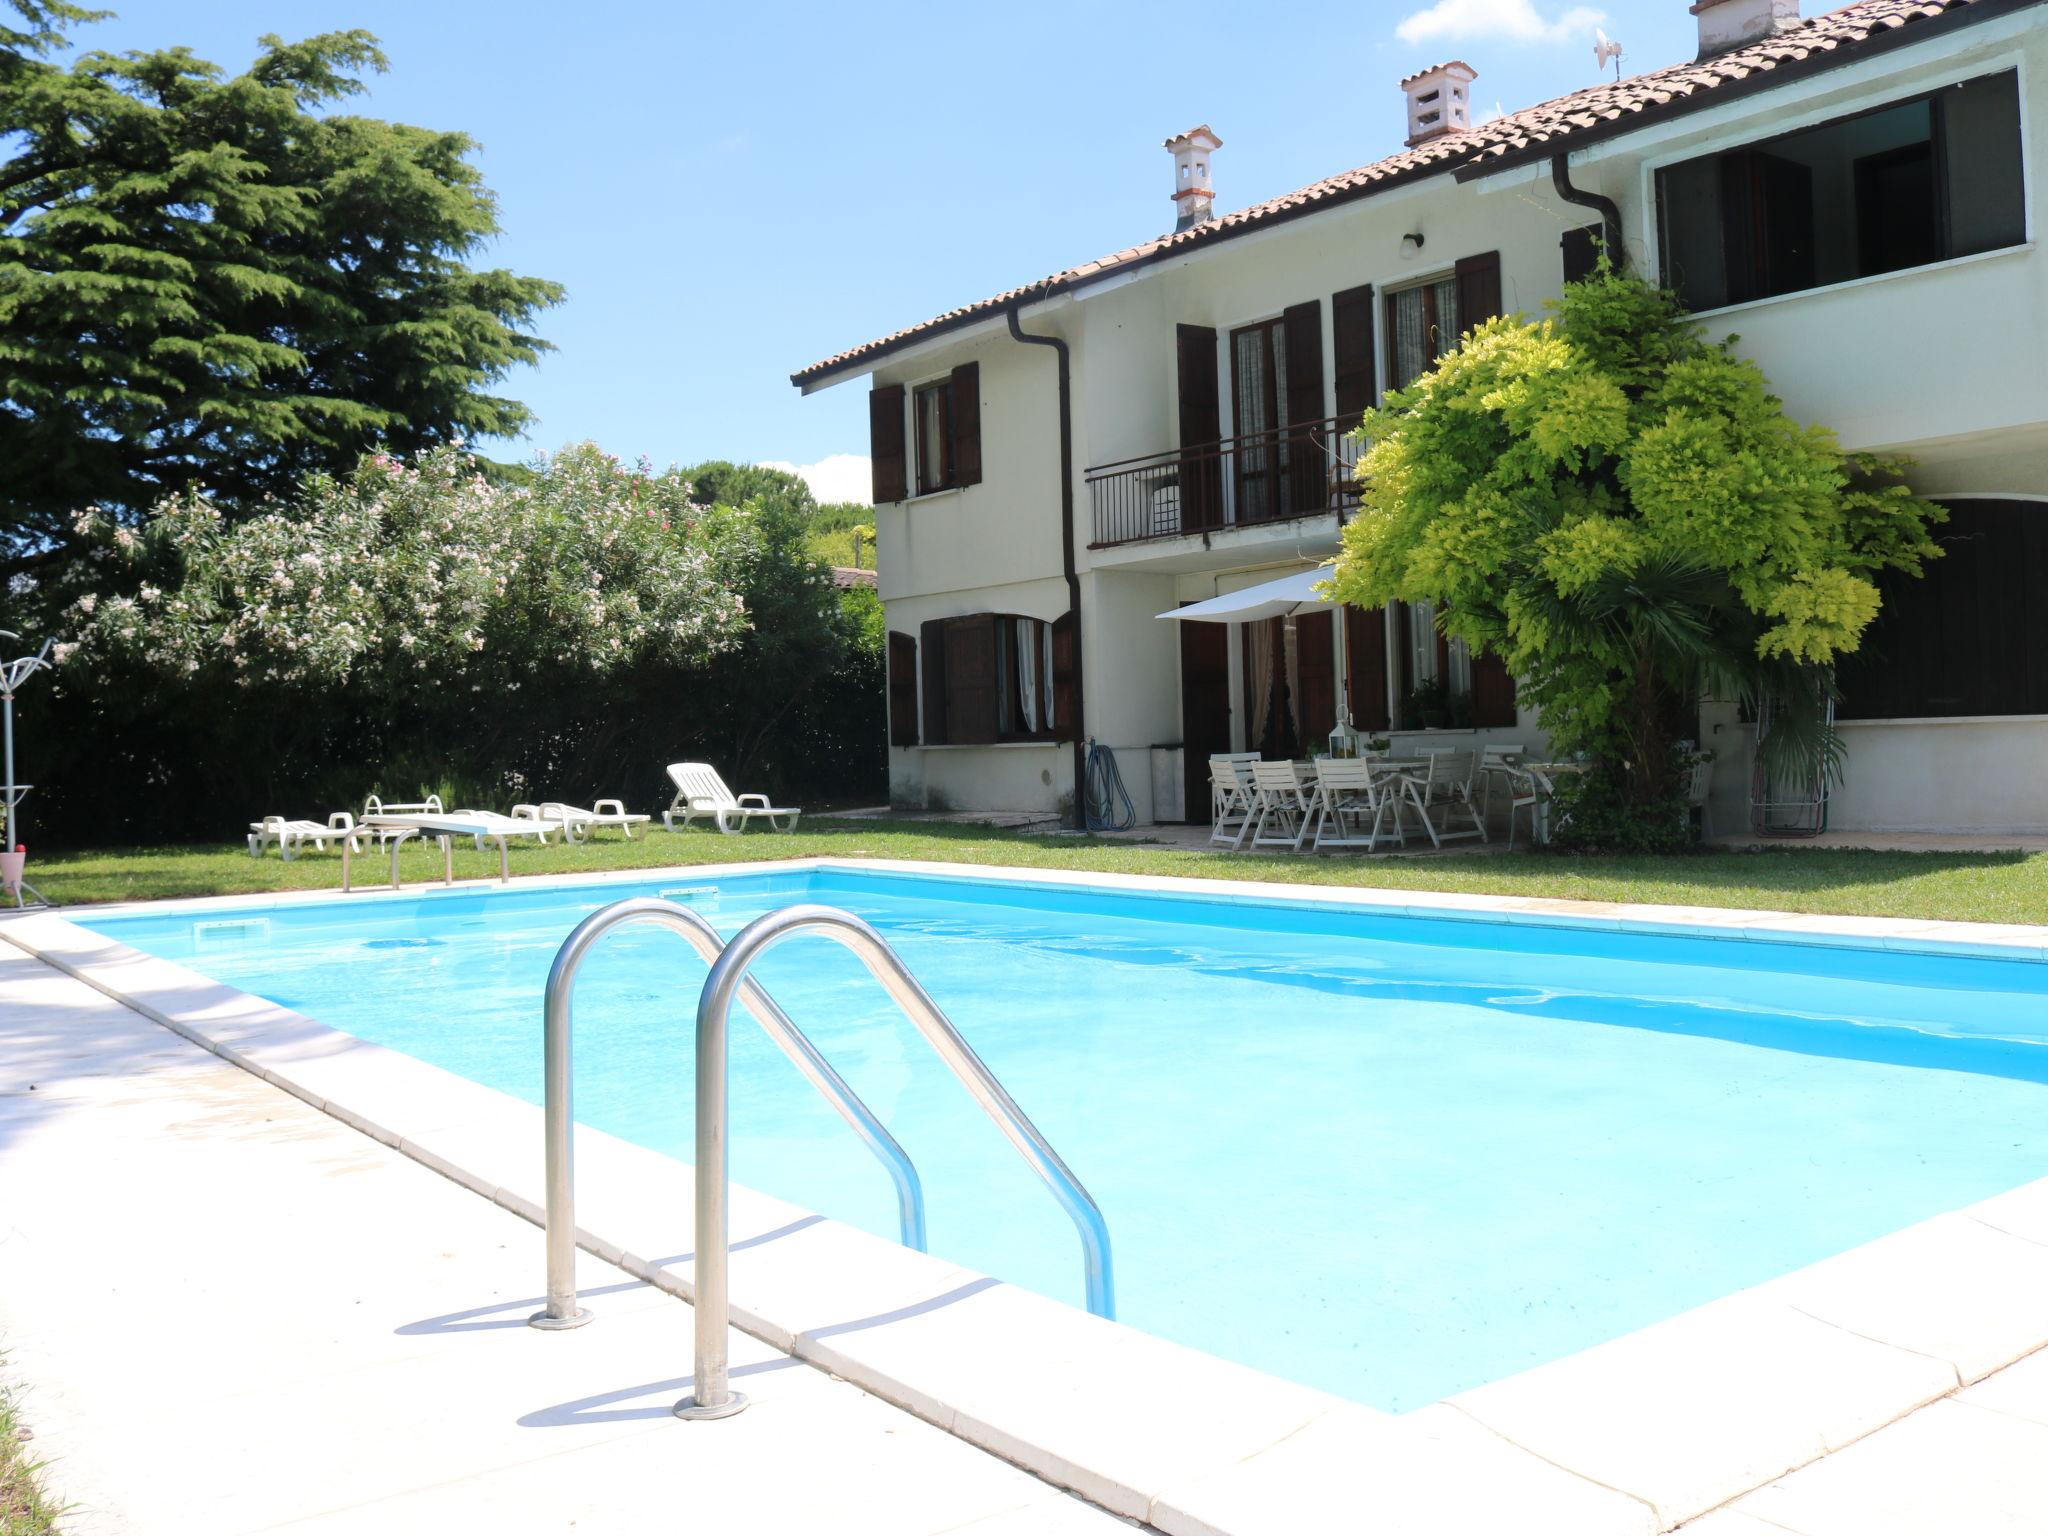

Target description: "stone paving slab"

left=0, top=953, right=1144, bottom=1535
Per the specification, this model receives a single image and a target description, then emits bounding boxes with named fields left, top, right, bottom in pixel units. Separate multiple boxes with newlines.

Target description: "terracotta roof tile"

left=792, top=0, right=2014, bottom=387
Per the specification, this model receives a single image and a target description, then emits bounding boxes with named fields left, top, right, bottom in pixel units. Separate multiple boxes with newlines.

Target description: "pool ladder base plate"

left=673, top=1391, right=749, bottom=1421
left=526, top=1307, right=594, bottom=1331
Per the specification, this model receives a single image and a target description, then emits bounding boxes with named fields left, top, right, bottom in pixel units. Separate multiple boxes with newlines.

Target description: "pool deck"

left=6, top=858, right=2048, bottom=1534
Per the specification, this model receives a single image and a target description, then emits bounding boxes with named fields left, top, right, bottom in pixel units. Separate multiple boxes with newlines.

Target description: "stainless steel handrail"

left=675, top=903, right=1114, bottom=1421
left=528, top=897, right=926, bottom=1333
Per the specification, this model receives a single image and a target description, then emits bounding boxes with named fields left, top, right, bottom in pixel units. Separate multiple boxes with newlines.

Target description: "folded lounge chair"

left=513, top=800, right=651, bottom=843
left=662, top=762, right=801, bottom=835
left=248, top=813, right=360, bottom=860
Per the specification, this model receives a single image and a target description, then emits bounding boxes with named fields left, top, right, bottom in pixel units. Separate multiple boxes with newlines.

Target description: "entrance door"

left=1178, top=619, right=1231, bottom=822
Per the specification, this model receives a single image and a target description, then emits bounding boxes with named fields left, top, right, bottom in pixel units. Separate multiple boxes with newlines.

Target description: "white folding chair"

left=1402, top=749, right=1488, bottom=849
left=1310, top=759, right=1406, bottom=852
left=1248, top=760, right=1316, bottom=853
left=1504, top=766, right=1555, bottom=849
left=1208, top=754, right=1261, bottom=848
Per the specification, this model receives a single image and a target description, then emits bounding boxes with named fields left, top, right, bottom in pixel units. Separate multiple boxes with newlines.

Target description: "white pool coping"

left=9, top=858, right=2048, bottom=1534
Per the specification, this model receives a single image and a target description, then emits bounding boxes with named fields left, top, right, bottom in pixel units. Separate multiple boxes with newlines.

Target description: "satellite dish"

left=1594, top=28, right=1624, bottom=79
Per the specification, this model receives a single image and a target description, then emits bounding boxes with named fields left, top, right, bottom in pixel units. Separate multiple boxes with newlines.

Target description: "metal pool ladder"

left=527, top=898, right=1116, bottom=1424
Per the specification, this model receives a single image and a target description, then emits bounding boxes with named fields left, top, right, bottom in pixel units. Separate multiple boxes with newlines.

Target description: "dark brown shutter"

left=1561, top=224, right=1604, bottom=285
left=919, top=617, right=948, bottom=745
left=870, top=385, right=907, bottom=503
left=1345, top=605, right=1390, bottom=731
left=949, top=362, right=982, bottom=487
left=1471, top=648, right=1518, bottom=728
left=887, top=631, right=918, bottom=746
left=1331, top=285, right=1376, bottom=421
left=1175, top=324, right=1223, bottom=532
left=1454, top=250, right=1503, bottom=333
left=1282, top=301, right=1326, bottom=515
left=1050, top=609, right=1078, bottom=737
left=1294, top=610, right=1337, bottom=747
left=943, top=614, right=998, bottom=745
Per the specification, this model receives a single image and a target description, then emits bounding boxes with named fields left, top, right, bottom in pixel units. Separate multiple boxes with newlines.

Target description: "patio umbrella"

left=1156, top=566, right=1336, bottom=623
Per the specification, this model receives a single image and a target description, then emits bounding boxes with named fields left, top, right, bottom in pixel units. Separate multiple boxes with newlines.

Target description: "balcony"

left=1086, top=416, right=1364, bottom=549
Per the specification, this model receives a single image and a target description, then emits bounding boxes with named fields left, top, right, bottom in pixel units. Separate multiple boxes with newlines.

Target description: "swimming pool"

left=79, top=866, right=2048, bottom=1413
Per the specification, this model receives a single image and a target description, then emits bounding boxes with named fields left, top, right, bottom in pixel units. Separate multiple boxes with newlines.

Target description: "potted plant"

left=1405, top=679, right=1449, bottom=730
left=0, top=842, right=23, bottom=900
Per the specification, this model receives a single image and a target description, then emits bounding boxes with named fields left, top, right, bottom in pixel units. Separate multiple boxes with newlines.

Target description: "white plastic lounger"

left=661, top=762, right=801, bottom=835
left=513, top=799, right=650, bottom=843
left=247, top=813, right=361, bottom=860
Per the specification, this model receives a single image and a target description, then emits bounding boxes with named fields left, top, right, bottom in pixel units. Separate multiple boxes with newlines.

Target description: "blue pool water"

left=81, top=867, right=2048, bottom=1411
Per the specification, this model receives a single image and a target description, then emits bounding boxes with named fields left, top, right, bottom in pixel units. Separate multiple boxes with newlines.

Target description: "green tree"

left=0, top=4, right=561, bottom=564
left=1327, top=269, right=1943, bottom=826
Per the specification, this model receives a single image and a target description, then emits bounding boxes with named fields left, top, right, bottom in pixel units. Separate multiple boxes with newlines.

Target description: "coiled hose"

left=1083, top=738, right=1136, bottom=833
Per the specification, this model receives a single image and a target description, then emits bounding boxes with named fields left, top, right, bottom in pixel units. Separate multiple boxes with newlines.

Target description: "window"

left=1385, top=277, right=1460, bottom=393
left=867, top=363, right=981, bottom=504
left=1836, top=500, right=2048, bottom=720
left=1657, top=70, right=2025, bottom=312
left=1230, top=317, right=1292, bottom=523
left=914, top=378, right=954, bottom=494
left=917, top=612, right=1073, bottom=744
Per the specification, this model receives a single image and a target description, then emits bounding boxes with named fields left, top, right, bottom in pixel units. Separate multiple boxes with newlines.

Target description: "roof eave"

left=1455, top=0, right=2035, bottom=182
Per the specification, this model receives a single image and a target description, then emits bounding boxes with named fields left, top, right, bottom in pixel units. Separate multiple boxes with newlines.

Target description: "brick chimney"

left=1401, top=61, right=1476, bottom=147
left=1165, top=125, right=1222, bottom=233
left=1691, top=0, right=1800, bottom=58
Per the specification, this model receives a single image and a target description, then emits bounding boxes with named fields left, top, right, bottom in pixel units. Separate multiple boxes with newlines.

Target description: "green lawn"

left=18, top=819, right=2048, bottom=926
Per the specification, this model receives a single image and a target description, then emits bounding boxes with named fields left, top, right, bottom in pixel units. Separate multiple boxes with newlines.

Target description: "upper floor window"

left=1657, top=69, right=2025, bottom=312
left=1385, top=277, right=1460, bottom=393
left=867, top=363, right=982, bottom=503
left=915, top=378, right=955, bottom=494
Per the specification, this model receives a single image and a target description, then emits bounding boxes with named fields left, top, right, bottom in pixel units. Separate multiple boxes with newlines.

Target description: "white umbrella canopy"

left=1157, top=567, right=1336, bottom=623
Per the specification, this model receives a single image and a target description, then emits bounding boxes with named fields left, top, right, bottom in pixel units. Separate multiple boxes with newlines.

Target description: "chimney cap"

left=1162, top=124, right=1223, bottom=151
left=1398, top=60, right=1476, bottom=89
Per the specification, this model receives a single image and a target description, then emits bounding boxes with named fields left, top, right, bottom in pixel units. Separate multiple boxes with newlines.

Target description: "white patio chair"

left=1504, top=766, right=1556, bottom=849
left=1401, top=749, right=1489, bottom=849
left=1683, top=753, right=1715, bottom=839
left=1478, top=743, right=1527, bottom=820
left=247, top=812, right=361, bottom=860
left=1248, top=760, right=1316, bottom=853
left=662, top=762, right=802, bottom=834
left=1310, top=758, right=1406, bottom=853
left=515, top=799, right=651, bottom=843
left=1208, top=754, right=1261, bottom=849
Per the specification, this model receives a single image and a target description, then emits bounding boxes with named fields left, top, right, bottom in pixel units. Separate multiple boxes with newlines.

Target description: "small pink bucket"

left=0, top=850, right=24, bottom=896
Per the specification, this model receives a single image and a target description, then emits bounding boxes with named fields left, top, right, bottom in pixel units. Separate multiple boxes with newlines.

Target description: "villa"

left=794, top=0, right=2047, bottom=835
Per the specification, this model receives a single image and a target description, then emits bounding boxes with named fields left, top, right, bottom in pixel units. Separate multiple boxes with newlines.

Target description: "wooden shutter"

left=1282, top=300, right=1326, bottom=516
left=919, top=617, right=948, bottom=744
left=1175, top=324, right=1223, bottom=532
left=887, top=631, right=918, bottom=746
left=870, top=385, right=907, bottom=503
left=1454, top=251, right=1502, bottom=331
left=949, top=362, right=982, bottom=487
left=1294, top=610, right=1337, bottom=747
left=1470, top=649, right=1517, bottom=728
left=1344, top=605, right=1390, bottom=731
left=1331, top=285, right=1376, bottom=421
left=1561, top=223, right=1604, bottom=285
left=1050, top=609, right=1078, bottom=738
left=943, top=614, right=998, bottom=745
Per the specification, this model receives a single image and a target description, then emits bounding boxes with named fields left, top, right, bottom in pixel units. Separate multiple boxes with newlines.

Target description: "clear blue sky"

left=84, top=0, right=1694, bottom=501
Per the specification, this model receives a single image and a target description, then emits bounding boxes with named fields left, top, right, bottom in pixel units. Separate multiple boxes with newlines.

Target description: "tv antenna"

left=1594, top=28, right=1624, bottom=80
left=0, top=630, right=54, bottom=907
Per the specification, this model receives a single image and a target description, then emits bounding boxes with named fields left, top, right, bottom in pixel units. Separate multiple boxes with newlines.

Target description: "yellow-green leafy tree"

left=1326, top=267, right=1943, bottom=836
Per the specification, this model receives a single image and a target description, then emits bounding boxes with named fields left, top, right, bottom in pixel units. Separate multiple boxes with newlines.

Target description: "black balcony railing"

left=1086, top=416, right=1365, bottom=548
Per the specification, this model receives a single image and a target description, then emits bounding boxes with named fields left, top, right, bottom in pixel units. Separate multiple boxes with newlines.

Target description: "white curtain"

left=1406, top=600, right=1439, bottom=686
left=1041, top=620, right=1054, bottom=730
left=1244, top=619, right=1272, bottom=750
left=1015, top=617, right=1040, bottom=732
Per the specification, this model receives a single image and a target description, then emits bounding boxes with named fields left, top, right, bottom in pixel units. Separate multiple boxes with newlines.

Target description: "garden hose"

left=1083, top=738, right=1136, bottom=833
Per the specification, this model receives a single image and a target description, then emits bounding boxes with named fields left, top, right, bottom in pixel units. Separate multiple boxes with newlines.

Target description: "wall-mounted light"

left=1399, top=231, right=1426, bottom=259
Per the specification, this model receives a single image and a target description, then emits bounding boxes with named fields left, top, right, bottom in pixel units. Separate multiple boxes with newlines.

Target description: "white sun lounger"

left=248, top=813, right=361, bottom=860
left=513, top=799, right=650, bottom=843
left=661, top=762, right=801, bottom=835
